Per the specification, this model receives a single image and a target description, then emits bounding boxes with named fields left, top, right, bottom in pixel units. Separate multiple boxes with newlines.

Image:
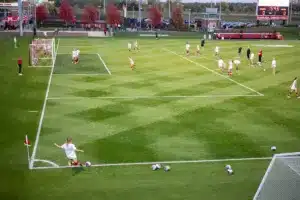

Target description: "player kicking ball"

left=288, top=77, right=299, bottom=99
left=129, top=57, right=135, bottom=70
left=54, top=137, right=84, bottom=166
left=186, top=42, right=190, bottom=56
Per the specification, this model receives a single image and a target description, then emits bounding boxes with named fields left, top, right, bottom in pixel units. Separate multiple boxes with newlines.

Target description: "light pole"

left=168, top=0, right=171, bottom=19
left=188, top=9, right=191, bottom=31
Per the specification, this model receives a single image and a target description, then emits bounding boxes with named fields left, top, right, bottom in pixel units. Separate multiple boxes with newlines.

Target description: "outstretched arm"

left=54, top=143, right=62, bottom=148
left=76, top=148, right=84, bottom=153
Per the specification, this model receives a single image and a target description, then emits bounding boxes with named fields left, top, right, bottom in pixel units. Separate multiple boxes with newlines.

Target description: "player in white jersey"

left=128, top=42, right=132, bottom=51
left=228, top=60, right=233, bottom=76
left=271, top=58, right=276, bottom=75
left=250, top=53, right=255, bottom=66
left=215, top=46, right=220, bottom=57
left=72, top=49, right=78, bottom=64
left=186, top=42, right=190, bottom=55
left=233, top=59, right=241, bottom=73
left=129, top=57, right=135, bottom=70
left=218, top=58, right=225, bottom=72
left=288, top=77, right=299, bottom=98
left=196, top=45, right=200, bottom=56
left=134, top=40, right=139, bottom=50
left=54, top=137, right=84, bottom=166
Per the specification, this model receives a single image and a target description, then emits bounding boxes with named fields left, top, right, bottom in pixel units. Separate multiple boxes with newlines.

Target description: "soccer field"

left=2, top=37, right=300, bottom=200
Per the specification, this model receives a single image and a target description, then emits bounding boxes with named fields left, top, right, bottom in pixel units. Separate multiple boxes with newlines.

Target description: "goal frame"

left=29, top=38, right=56, bottom=67
left=253, top=152, right=300, bottom=200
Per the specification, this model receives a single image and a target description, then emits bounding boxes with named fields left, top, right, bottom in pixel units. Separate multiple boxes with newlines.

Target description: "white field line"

left=53, top=73, right=108, bottom=76
left=33, top=159, right=59, bottom=167
left=28, top=65, right=52, bottom=68
left=47, top=94, right=262, bottom=100
left=28, top=110, right=38, bottom=113
left=97, top=53, right=111, bottom=75
left=163, top=48, right=264, bottom=96
left=29, top=38, right=60, bottom=170
left=31, top=157, right=272, bottom=170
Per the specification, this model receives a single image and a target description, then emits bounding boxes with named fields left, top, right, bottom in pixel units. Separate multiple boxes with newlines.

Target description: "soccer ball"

left=164, top=165, right=171, bottom=171
left=151, top=164, right=161, bottom=171
left=271, top=146, right=277, bottom=151
left=85, top=161, right=91, bottom=167
left=227, top=168, right=234, bottom=175
left=225, top=164, right=232, bottom=170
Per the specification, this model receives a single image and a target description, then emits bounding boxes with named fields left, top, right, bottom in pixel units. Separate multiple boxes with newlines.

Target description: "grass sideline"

left=1, top=37, right=300, bottom=200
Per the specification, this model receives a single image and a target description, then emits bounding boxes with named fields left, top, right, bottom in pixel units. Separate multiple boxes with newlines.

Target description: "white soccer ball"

left=85, top=161, right=91, bottom=167
left=225, top=164, right=232, bottom=170
left=164, top=165, right=171, bottom=171
left=152, top=164, right=158, bottom=171
left=227, top=168, right=234, bottom=175
left=271, top=146, right=277, bottom=151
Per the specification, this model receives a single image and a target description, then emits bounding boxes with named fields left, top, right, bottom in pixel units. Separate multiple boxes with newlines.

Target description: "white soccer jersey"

left=72, top=51, right=77, bottom=58
left=135, top=41, right=138, bottom=48
left=234, top=60, right=241, bottom=65
left=218, top=59, right=224, bottom=67
left=61, top=143, right=77, bottom=160
left=228, top=61, right=233, bottom=69
left=291, top=80, right=297, bottom=90
left=215, top=46, right=219, bottom=53
left=197, top=45, right=200, bottom=51
left=128, top=43, right=132, bottom=49
left=250, top=53, right=254, bottom=60
left=272, top=59, right=276, bottom=68
left=186, top=44, right=190, bottom=50
left=76, top=50, right=80, bottom=57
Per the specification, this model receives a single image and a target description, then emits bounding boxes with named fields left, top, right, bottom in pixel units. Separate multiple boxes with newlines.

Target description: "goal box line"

left=31, top=156, right=272, bottom=170
left=47, top=94, right=263, bottom=100
left=54, top=53, right=111, bottom=75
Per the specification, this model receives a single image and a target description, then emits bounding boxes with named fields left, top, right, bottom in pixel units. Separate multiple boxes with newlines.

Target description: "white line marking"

left=47, top=94, right=262, bottom=100
left=163, top=48, right=264, bottom=96
left=31, top=157, right=272, bottom=170
left=28, top=110, right=38, bottom=113
left=33, top=159, right=59, bottom=167
left=97, top=53, right=111, bottom=75
left=53, top=73, right=108, bottom=76
left=29, top=38, right=60, bottom=170
left=28, top=66, right=52, bottom=68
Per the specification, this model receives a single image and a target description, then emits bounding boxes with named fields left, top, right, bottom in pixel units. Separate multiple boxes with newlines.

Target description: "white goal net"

left=29, top=38, right=56, bottom=67
left=253, top=152, right=300, bottom=200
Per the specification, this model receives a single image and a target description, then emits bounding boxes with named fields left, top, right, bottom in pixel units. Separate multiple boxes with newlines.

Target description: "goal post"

left=253, top=152, right=300, bottom=200
left=29, top=38, right=56, bottom=67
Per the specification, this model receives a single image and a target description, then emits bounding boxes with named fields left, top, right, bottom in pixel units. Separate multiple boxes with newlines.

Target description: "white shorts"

left=272, top=65, right=276, bottom=68
left=291, top=86, right=297, bottom=91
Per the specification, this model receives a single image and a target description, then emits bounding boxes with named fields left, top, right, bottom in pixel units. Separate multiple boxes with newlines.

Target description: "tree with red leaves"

left=148, top=6, right=162, bottom=28
left=59, top=0, right=74, bottom=24
left=36, top=4, right=48, bottom=25
left=82, top=5, right=99, bottom=24
left=171, top=6, right=183, bottom=30
left=106, top=3, right=120, bottom=25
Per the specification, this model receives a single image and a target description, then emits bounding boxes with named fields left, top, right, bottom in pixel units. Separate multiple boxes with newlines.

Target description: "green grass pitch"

left=2, top=36, right=300, bottom=200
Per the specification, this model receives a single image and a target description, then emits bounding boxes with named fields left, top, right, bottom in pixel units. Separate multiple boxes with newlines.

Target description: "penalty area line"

left=97, top=53, right=111, bottom=75
left=47, top=94, right=262, bottom=100
left=162, top=48, right=264, bottom=97
left=31, top=157, right=272, bottom=170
